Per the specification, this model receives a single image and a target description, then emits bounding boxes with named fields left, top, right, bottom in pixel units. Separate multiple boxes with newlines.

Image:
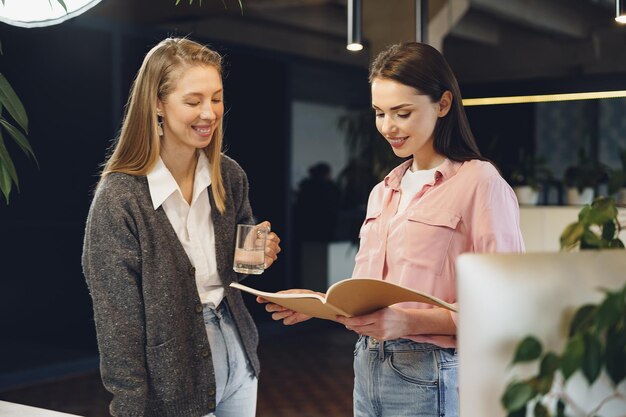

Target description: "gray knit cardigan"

left=82, top=155, right=259, bottom=417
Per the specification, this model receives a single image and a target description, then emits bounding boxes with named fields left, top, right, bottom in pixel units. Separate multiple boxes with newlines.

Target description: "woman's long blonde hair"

left=102, top=37, right=227, bottom=213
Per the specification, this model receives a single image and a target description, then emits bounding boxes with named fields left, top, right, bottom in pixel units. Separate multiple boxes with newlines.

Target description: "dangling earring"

left=157, top=113, right=164, bottom=136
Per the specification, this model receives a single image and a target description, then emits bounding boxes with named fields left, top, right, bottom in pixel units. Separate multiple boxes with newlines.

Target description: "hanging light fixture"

left=617, top=0, right=626, bottom=23
left=347, top=0, right=363, bottom=51
left=0, top=0, right=102, bottom=28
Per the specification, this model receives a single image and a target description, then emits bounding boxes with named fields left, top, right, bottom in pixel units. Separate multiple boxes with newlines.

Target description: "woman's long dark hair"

left=369, top=42, right=487, bottom=163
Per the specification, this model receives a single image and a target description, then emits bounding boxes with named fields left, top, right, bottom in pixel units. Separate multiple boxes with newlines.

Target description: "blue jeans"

left=353, top=336, right=458, bottom=417
left=202, top=301, right=257, bottom=417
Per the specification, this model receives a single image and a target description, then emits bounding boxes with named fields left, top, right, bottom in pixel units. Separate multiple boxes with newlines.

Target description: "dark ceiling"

left=86, top=0, right=626, bottom=84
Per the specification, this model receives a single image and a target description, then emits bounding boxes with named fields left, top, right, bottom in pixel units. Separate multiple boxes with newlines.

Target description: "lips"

left=387, top=137, right=408, bottom=148
left=192, top=125, right=213, bottom=137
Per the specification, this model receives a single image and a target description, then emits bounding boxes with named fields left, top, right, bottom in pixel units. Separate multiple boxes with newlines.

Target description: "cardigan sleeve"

left=82, top=178, right=148, bottom=416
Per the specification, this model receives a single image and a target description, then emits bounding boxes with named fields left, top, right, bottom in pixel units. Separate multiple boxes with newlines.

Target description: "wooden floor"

left=0, top=321, right=357, bottom=417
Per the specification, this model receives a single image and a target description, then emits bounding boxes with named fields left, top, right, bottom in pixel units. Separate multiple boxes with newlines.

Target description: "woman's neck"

left=411, top=152, right=445, bottom=172
left=160, top=145, right=198, bottom=204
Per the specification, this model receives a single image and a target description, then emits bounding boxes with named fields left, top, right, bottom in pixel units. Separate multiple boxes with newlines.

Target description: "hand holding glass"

left=233, top=224, right=268, bottom=274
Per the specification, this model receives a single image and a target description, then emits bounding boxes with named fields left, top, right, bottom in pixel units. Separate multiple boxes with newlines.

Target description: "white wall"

left=290, top=100, right=350, bottom=190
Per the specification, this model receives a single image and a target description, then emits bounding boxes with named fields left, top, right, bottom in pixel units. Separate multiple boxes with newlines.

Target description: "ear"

left=438, top=90, right=453, bottom=117
left=156, top=99, right=163, bottom=116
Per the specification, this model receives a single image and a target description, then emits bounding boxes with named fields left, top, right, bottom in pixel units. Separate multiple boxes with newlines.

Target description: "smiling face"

left=157, top=64, right=224, bottom=156
left=371, top=77, right=450, bottom=169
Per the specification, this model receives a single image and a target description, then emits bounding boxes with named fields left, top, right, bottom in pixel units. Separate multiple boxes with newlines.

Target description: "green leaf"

left=577, top=204, right=592, bottom=224
left=587, top=199, right=616, bottom=226
left=540, top=352, right=560, bottom=375
left=605, top=320, right=626, bottom=385
left=56, top=0, right=67, bottom=12
left=582, top=333, right=603, bottom=384
left=580, top=229, right=603, bottom=249
left=561, top=336, right=584, bottom=381
left=501, top=381, right=535, bottom=412
left=560, top=222, right=584, bottom=250
left=595, top=291, right=623, bottom=331
left=0, top=117, right=37, bottom=164
left=556, top=399, right=566, bottom=417
left=534, top=402, right=549, bottom=417
left=609, top=238, right=625, bottom=248
left=507, top=409, right=527, bottom=417
left=0, top=73, right=29, bottom=132
left=0, top=132, right=19, bottom=185
left=512, top=336, right=543, bottom=364
left=0, top=155, right=13, bottom=203
left=602, top=219, right=617, bottom=242
left=569, top=304, right=596, bottom=336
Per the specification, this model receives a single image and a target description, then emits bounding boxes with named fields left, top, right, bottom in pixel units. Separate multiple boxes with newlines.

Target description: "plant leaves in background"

left=0, top=117, right=37, bottom=164
left=605, top=319, right=626, bottom=385
left=512, top=336, right=542, bottom=364
left=582, top=333, right=602, bottom=384
left=560, top=222, right=584, bottom=250
left=535, top=352, right=559, bottom=394
left=0, top=73, right=28, bottom=132
left=533, top=402, right=549, bottom=417
left=569, top=304, right=596, bottom=336
left=501, top=381, right=535, bottom=412
left=561, top=335, right=584, bottom=381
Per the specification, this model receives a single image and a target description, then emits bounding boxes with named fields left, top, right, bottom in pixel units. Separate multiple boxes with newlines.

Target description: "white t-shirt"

left=146, top=151, right=223, bottom=307
left=397, top=164, right=440, bottom=214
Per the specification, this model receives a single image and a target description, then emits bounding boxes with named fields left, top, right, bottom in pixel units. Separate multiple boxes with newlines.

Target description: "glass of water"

left=233, top=224, right=268, bottom=274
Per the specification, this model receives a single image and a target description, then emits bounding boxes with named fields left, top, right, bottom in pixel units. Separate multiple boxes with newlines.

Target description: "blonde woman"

left=82, top=37, right=281, bottom=417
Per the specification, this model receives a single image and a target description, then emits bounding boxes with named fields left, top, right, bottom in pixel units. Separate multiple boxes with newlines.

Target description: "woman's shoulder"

left=93, top=173, right=148, bottom=210
left=98, top=172, right=146, bottom=195
left=220, top=154, right=247, bottom=179
left=458, top=159, right=502, bottom=182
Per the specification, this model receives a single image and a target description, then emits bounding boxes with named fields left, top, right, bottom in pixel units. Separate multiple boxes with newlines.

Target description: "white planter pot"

left=617, top=188, right=626, bottom=206
left=514, top=185, right=539, bottom=205
left=566, top=187, right=594, bottom=205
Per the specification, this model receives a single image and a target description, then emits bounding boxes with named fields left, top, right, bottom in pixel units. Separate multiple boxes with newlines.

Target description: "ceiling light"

left=0, top=0, right=102, bottom=28
left=347, top=0, right=363, bottom=52
left=462, top=90, right=626, bottom=106
left=617, top=0, right=626, bottom=23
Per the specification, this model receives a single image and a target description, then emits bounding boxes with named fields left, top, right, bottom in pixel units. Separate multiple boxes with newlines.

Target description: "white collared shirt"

left=147, top=151, right=223, bottom=307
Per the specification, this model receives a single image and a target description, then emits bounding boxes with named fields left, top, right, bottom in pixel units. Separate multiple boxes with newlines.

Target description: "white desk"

left=519, top=206, right=626, bottom=252
left=0, top=401, right=80, bottom=417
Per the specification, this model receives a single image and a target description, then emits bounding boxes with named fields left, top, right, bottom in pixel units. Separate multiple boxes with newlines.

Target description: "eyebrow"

left=182, top=89, right=223, bottom=97
left=371, top=103, right=412, bottom=111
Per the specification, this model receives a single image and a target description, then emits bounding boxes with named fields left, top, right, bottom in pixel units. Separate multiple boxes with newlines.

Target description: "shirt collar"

left=384, top=158, right=462, bottom=190
left=146, top=151, right=212, bottom=210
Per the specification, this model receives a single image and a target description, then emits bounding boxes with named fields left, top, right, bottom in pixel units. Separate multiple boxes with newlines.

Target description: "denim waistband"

left=202, top=299, right=229, bottom=320
left=358, top=335, right=457, bottom=362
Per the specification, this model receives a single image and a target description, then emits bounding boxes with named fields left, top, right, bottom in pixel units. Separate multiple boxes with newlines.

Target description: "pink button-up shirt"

left=352, top=158, right=525, bottom=348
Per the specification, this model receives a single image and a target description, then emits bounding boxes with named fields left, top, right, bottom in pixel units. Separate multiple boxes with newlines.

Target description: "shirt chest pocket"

left=404, top=207, right=460, bottom=276
left=355, top=209, right=382, bottom=264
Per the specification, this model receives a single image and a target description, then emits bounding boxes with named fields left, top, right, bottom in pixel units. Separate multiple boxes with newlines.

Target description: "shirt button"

left=208, top=388, right=215, bottom=396
left=208, top=401, right=215, bottom=409
left=195, top=303, right=203, bottom=313
left=201, top=349, right=210, bottom=358
left=189, top=266, right=196, bottom=276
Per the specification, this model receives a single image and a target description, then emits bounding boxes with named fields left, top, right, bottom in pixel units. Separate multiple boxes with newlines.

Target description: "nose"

left=200, top=103, right=217, bottom=121
left=380, top=115, right=397, bottom=136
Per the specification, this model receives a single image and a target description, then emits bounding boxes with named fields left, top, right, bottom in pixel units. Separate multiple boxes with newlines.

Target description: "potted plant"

left=563, top=147, right=608, bottom=206
left=502, top=196, right=625, bottom=417
left=607, top=147, right=626, bottom=206
left=509, top=149, right=553, bottom=205
left=0, top=41, right=37, bottom=204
